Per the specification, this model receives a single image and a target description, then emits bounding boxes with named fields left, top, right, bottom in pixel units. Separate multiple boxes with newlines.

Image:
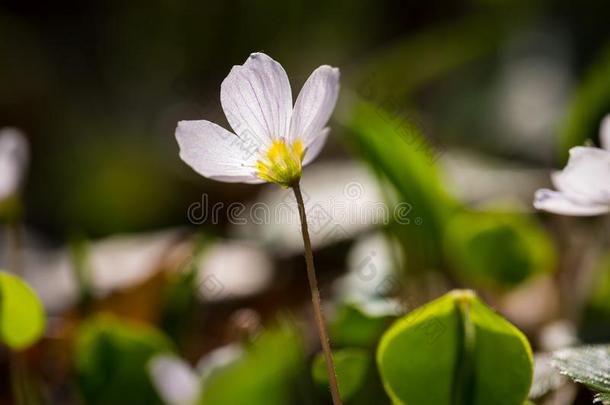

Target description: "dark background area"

left=1, top=0, right=610, bottom=239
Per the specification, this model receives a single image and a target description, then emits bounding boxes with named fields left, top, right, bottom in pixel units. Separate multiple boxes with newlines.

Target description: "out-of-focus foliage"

left=160, top=234, right=208, bottom=345
left=344, top=97, right=460, bottom=270
left=377, top=290, right=533, bottom=405
left=581, top=253, right=610, bottom=343
left=0, top=195, right=21, bottom=223
left=344, top=98, right=556, bottom=291
left=312, top=348, right=369, bottom=402
left=0, top=271, right=45, bottom=350
left=10, top=355, right=46, bottom=405
left=444, top=210, right=555, bottom=289
left=197, top=323, right=304, bottom=405
left=74, top=314, right=173, bottom=405
left=552, top=345, right=610, bottom=405
left=51, top=137, right=183, bottom=235
left=560, top=43, right=610, bottom=160
left=348, top=16, right=503, bottom=99
left=330, top=302, right=395, bottom=348
left=324, top=302, right=393, bottom=403
left=160, top=264, right=197, bottom=345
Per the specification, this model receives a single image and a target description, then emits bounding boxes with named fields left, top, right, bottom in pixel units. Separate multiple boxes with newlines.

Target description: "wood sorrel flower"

left=176, top=53, right=344, bottom=404
left=176, top=52, right=340, bottom=187
left=534, top=114, right=610, bottom=216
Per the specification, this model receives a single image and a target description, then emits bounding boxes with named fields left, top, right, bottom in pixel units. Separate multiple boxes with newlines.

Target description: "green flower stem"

left=292, top=183, right=342, bottom=405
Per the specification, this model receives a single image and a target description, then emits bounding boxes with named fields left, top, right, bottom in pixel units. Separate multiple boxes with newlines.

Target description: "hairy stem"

left=292, top=183, right=342, bottom=405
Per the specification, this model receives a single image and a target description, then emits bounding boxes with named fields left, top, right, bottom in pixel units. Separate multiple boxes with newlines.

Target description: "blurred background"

left=1, top=0, right=610, bottom=404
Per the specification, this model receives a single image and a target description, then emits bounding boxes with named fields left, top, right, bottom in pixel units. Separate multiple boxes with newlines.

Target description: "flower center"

left=256, top=138, right=304, bottom=187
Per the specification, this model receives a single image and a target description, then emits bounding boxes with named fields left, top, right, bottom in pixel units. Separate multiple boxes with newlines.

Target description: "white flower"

left=194, top=241, right=273, bottom=302
left=0, top=128, right=29, bottom=201
left=87, top=229, right=183, bottom=297
left=149, top=344, right=243, bottom=405
left=176, top=52, right=340, bottom=187
left=534, top=115, right=610, bottom=216
left=149, top=355, right=200, bottom=405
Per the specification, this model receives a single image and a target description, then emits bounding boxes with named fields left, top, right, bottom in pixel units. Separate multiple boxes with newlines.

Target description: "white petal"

left=601, top=114, right=610, bottom=151
left=533, top=189, right=610, bottom=216
left=551, top=146, right=610, bottom=205
left=302, top=127, right=329, bottom=166
left=290, top=65, right=340, bottom=146
left=149, top=355, right=200, bottom=405
left=221, top=53, right=292, bottom=147
left=0, top=128, right=28, bottom=200
left=175, top=120, right=262, bottom=183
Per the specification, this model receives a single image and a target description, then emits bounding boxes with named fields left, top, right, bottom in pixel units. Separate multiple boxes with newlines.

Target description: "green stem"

left=292, top=183, right=342, bottom=405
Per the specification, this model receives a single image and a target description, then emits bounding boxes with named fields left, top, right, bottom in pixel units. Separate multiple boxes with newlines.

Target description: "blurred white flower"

left=0, top=228, right=78, bottom=314
left=441, top=149, right=549, bottom=207
left=534, top=115, right=610, bottom=216
left=194, top=241, right=273, bottom=302
left=196, top=343, right=243, bottom=382
left=176, top=52, right=340, bottom=187
left=0, top=128, right=28, bottom=201
left=149, top=355, right=200, bottom=405
left=88, top=229, right=184, bottom=296
left=539, top=319, right=578, bottom=352
left=334, top=232, right=397, bottom=301
left=21, top=247, right=79, bottom=314
left=149, top=344, right=243, bottom=405
left=497, top=32, right=571, bottom=149
left=6, top=229, right=186, bottom=313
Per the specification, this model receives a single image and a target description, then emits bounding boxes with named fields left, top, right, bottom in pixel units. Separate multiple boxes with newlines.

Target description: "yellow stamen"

left=256, top=138, right=305, bottom=187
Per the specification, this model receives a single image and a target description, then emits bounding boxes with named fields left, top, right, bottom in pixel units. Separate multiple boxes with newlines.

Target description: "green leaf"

left=552, top=345, right=610, bottom=404
left=330, top=302, right=395, bottom=348
left=0, top=271, right=45, bottom=350
left=312, top=348, right=370, bottom=402
left=559, top=43, right=610, bottom=161
left=377, top=289, right=533, bottom=405
left=74, top=313, right=173, bottom=405
left=198, top=323, right=304, bottom=405
left=443, top=211, right=555, bottom=289
left=342, top=97, right=460, bottom=270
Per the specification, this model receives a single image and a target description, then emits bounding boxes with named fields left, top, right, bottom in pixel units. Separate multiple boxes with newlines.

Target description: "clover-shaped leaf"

left=377, top=290, right=533, bottom=405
